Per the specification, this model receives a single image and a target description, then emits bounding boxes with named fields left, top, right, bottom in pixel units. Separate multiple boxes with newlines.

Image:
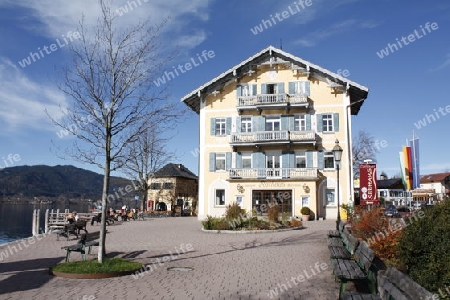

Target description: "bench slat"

left=334, top=259, right=367, bottom=280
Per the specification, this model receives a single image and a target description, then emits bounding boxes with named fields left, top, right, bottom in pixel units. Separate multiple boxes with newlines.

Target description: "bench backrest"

left=353, top=241, right=376, bottom=272
left=79, top=231, right=100, bottom=243
left=338, top=220, right=345, bottom=233
left=341, top=227, right=360, bottom=255
left=345, top=233, right=360, bottom=255
left=378, top=267, right=433, bottom=300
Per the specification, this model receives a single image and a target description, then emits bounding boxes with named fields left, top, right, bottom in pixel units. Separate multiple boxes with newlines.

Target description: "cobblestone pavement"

left=0, top=218, right=339, bottom=300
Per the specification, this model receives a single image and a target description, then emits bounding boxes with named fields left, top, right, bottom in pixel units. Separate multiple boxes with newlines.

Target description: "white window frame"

left=241, top=116, right=252, bottom=133
left=294, top=115, right=306, bottom=131
left=293, top=81, right=307, bottom=95
left=302, top=196, right=310, bottom=207
left=322, top=114, right=334, bottom=132
left=324, top=151, right=335, bottom=169
left=215, top=118, right=226, bottom=136
left=242, top=153, right=252, bottom=169
left=295, top=150, right=307, bottom=168
left=267, top=83, right=278, bottom=94
left=215, top=153, right=226, bottom=171
left=326, top=188, right=336, bottom=206
left=265, top=116, right=281, bottom=131
left=241, top=84, right=255, bottom=97
left=215, top=189, right=226, bottom=206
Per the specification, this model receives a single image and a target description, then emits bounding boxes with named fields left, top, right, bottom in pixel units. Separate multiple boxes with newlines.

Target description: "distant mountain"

left=0, top=165, right=133, bottom=201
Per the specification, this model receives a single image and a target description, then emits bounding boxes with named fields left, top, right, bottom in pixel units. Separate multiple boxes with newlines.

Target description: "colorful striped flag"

left=401, top=146, right=413, bottom=190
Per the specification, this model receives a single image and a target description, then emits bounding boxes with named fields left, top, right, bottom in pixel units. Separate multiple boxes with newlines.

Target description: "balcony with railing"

left=237, top=93, right=309, bottom=112
left=229, top=168, right=318, bottom=180
left=230, top=130, right=316, bottom=146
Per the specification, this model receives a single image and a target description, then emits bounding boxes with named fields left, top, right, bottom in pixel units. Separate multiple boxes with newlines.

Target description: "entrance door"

left=252, top=190, right=292, bottom=216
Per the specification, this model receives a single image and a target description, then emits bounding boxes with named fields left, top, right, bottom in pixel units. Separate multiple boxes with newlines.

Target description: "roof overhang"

left=181, top=45, right=369, bottom=115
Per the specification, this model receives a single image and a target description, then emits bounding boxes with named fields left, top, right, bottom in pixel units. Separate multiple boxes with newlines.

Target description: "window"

left=295, top=151, right=306, bottom=168
left=241, top=117, right=252, bottom=133
left=163, top=182, right=173, bottom=189
left=242, top=153, right=252, bottom=169
left=265, top=116, right=280, bottom=131
left=150, top=182, right=161, bottom=190
left=322, top=114, right=333, bottom=132
left=267, top=83, right=277, bottom=94
left=294, top=115, right=306, bottom=131
left=242, top=85, right=255, bottom=96
left=324, top=151, right=335, bottom=169
left=326, top=189, right=336, bottom=206
left=293, top=81, right=306, bottom=94
left=302, top=196, right=309, bottom=207
left=215, top=153, right=226, bottom=171
left=216, top=189, right=225, bottom=206
left=215, top=118, right=226, bottom=135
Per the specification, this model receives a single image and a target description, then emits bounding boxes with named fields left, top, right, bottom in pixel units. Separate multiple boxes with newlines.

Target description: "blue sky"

left=0, top=0, right=449, bottom=179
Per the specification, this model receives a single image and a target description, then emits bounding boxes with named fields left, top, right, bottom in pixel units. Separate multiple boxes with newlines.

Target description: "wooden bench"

left=61, top=231, right=100, bottom=262
left=56, top=220, right=88, bottom=241
left=342, top=266, right=433, bottom=299
left=329, top=227, right=360, bottom=260
left=328, top=219, right=346, bottom=237
left=333, top=241, right=377, bottom=299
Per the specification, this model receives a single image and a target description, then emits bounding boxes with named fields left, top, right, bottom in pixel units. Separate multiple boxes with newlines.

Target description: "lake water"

left=0, top=202, right=91, bottom=245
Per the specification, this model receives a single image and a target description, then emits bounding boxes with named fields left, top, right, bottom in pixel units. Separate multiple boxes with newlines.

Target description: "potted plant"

left=300, top=206, right=311, bottom=221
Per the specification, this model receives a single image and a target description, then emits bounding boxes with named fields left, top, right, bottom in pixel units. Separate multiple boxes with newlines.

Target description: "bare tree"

left=352, top=130, right=380, bottom=178
left=48, top=0, right=177, bottom=263
left=122, top=126, right=177, bottom=212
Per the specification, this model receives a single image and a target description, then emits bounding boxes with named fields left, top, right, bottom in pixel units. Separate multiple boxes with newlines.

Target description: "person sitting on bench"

left=91, top=212, right=102, bottom=225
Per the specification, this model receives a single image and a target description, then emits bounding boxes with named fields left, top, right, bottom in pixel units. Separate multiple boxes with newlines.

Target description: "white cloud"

left=430, top=53, right=450, bottom=71
left=294, top=18, right=381, bottom=47
left=0, top=57, right=67, bottom=134
left=0, top=0, right=212, bottom=51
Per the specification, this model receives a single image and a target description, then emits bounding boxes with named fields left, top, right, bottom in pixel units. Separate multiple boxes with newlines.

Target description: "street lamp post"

left=333, top=139, right=343, bottom=230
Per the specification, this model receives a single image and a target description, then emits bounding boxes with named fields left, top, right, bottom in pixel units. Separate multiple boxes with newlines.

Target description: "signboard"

left=359, top=164, right=379, bottom=205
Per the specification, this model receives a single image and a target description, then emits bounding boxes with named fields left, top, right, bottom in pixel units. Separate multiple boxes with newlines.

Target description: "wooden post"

left=32, top=209, right=36, bottom=236
left=36, top=209, right=40, bottom=234
left=44, top=209, right=49, bottom=233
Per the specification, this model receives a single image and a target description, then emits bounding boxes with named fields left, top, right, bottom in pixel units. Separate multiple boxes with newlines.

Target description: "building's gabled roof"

left=152, top=164, right=198, bottom=180
left=420, top=172, right=450, bottom=183
left=181, top=45, right=369, bottom=115
left=377, top=178, right=404, bottom=189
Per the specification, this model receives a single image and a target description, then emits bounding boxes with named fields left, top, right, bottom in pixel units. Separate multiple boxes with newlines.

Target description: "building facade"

left=181, top=46, right=369, bottom=220
left=147, top=164, right=198, bottom=214
left=418, top=172, right=450, bottom=201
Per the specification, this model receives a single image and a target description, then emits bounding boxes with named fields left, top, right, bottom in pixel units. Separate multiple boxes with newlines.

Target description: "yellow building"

left=181, top=46, right=369, bottom=220
left=147, top=163, right=198, bottom=214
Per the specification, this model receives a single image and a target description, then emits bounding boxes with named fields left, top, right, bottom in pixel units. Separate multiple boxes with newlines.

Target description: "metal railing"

left=237, top=93, right=308, bottom=107
left=230, top=130, right=315, bottom=144
left=229, top=168, right=318, bottom=179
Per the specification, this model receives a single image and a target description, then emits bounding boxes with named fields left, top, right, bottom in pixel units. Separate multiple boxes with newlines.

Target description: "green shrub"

left=300, top=206, right=311, bottom=215
left=397, top=201, right=450, bottom=294
left=202, top=215, right=231, bottom=230
left=225, top=202, right=245, bottom=220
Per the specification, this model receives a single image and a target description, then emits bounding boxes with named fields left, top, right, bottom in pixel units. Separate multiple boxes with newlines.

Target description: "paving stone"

left=0, top=218, right=339, bottom=299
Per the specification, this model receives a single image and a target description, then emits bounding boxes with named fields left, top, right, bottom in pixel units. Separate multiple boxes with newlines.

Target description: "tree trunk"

left=98, top=129, right=112, bottom=263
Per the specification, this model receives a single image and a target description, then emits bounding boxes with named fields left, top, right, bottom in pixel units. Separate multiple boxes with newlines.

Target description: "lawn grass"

left=51, top=258, right=143, bottom=274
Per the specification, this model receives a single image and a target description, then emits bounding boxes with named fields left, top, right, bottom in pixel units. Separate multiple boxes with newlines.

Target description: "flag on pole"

left=401, top=146, right=413, bottom=190
left=399, top=151, right=407, bottom=189
left=409, top=137, right=420, bottom=189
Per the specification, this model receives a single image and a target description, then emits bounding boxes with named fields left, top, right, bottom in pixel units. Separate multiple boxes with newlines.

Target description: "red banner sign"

left=359, top=164, right=378, bottom=205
